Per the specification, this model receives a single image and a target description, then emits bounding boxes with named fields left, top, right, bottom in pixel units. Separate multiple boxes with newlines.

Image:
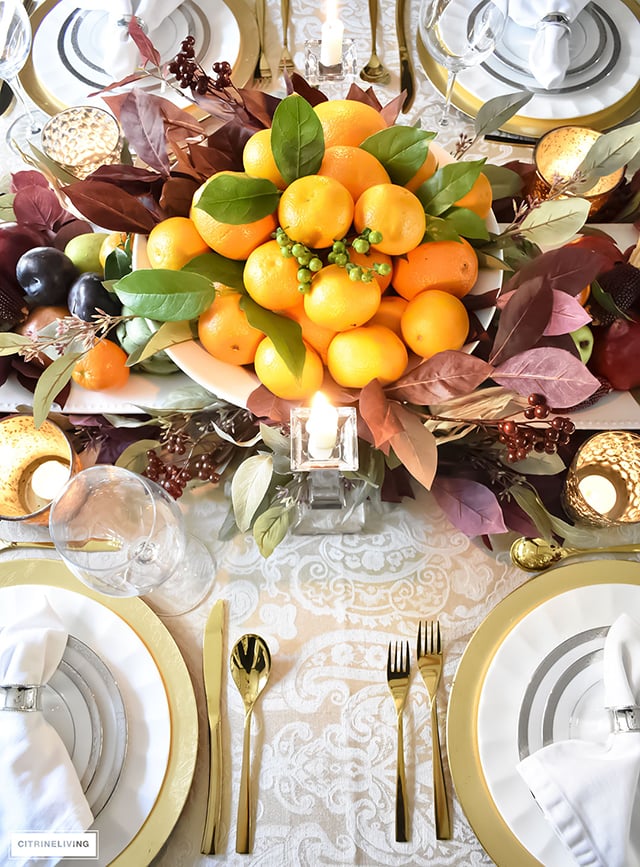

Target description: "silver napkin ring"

left=610, top=706, right=640, bottom=733
left=538, top=12, right=571, bottom=33
left=0, top=685, right=41, bottom=712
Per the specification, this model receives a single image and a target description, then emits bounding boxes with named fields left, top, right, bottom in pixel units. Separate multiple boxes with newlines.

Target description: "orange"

left=327, top=325, right=408, bottom=388
left=145, top=216, right=210, bottom=270
left=283, top=304, right=336, bottom=364
left=243, top=240, right=303, bottom=311
left=254, top=337, right=324, bottom=400
left=278, top=175, right=354, bottom=249
left=99, top=231, right=129, bottom=269
left=354, top=184, right=426, bottom=256
left=400, top=290, right=469, bottom=359
left=405, top=148, right=438, bottom=193
left=368, top=295, right=408, bottom=337
left=242, top=128, right=286, bottom=190
left=313, top=99, right=387, bottom=148
left=318, top=145, right=390, bottom=202
left=303, top=264, right=381, bottom=331
left=190, top=172, right=277, bottom=260
left=392, top=238, right=479, bottom=300
left=453, top=172, right=493, bottom=219
left=349, top=248, right=393, bottom=292
left=71, top=339, right=130, bottom=391
left=198, top=290, right=265, bottom=365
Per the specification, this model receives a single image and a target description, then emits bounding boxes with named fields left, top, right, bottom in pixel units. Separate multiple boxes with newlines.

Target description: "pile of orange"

left=144, top=99, right=492, bottom=401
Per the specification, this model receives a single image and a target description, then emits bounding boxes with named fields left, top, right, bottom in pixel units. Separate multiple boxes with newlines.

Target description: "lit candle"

left=577, top=473, right=618, bottom=515
left=30, top=460, right=71, bottom=504
left=306, top=392, right=339, bottom=460
left=320, top=0, right=344, bottom=67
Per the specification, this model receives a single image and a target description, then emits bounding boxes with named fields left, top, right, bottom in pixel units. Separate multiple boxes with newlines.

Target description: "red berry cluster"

left=497, top=394, right=576, bottom=463
left=168, top=36, right=232, bottom=94
left=144, top=428, right=222, bottom=500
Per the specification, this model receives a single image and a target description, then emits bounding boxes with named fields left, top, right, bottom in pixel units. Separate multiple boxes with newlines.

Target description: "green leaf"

left=114, top=269, right=215, bottom=321
left=260, top=422, right=291, bottom=455
left=240, top=295, right=306, bottom=379
left=481, top=164, right=524, bottom=200
left=27, top=143, right=79, bottom=185
left=0, top=192, right=15, bottom=221
left=590, top=278, right=630, bottom=321
left=195, top=173, right=280, bottom=225
left=126, top=320, right=194, bottom=366
left=442, top=206, right=490, bottom=240
left=359, top=126, right=436, bottom=186
left=232, top=453, right=274, bottom=532
left=252, top=502, right=295, bottom=557
left=474, top=90, right=533, bottom=138
left=415, top=160, right=486, bottom=216
left=182, top=251, right=245, bottom=292
left=33, top=351, right=83, bottom=428
left=104, top=247, right=132, bottom=281
left=271, top=94, right=325, bottom=184
left=0, top=333, right=30, bottom=356
left=518, top=198, right=590, bottom=246
left=574, top=121, right=640, bottom=190
left=423, top=215, right=461, bottom=242
left=115, top=439, right=161, bottom=473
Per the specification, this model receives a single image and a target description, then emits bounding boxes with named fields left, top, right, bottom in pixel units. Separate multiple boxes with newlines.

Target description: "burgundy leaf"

left=345, top=83, right=383, bottom=111
left=489, top=279, right=553, bottom=366
left=503, top=247, right=613, bottom=296
left=53, top=220, right=94, bottom=250
left=291, top=73, right=328, bottom=106
left=191, top=92, right=238, bottom=127
left=379, top=93, right=404, bottom=126
left=119, top=90, right=170, bottom=176
left=165, top=128, right=201, bottom=179
left=10, top=171, right=49, bottom=192
left=247, top=384, right=296, bottom=424
left=89, top=72, right=148, bottom=96
left=89, top=164, right=162, bottom=189
left=159, top=176, right=200, bottom=217
left=188, top=144, right=229, bottom=177
left=358, top=380, right=404, bottom=448
left=533, top=332, right=580, bottom=358
left=128, top=16, right=161, bottom=68
left=464, top=287, right=501, bottom=311
left=499, top=495, right=540, bottom=538
left=381, top=464, right=416, bottom=503
left=492, top=346, right=601, bottom=406
left=388, top=404, right=437, bottom=491
left=385, top=350, right=493, bottom=404
left=12, top=186, right=65, bottom=232
left=543, top=290, right=592, bottom=336
left=431, top=476, right=508, bottom=536
left=159, top=100, right=207, bottom=136
left=236, top=89, right=281, bottom=129
left=11, top=356, right=70, bottom=408
left=63, top=180, right=158, bottom=233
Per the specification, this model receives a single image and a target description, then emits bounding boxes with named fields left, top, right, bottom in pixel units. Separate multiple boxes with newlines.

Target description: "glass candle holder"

left=0, top=414, right=79, bottom=525
left=304, top=38, right=357, bottom=85
left=532, top=126, right=625, bottom=216
left=290, top=403, right=359, bottom=472
left=562, top=431, right=640, bottom=527
left=41, top=106, right=123, bottom=180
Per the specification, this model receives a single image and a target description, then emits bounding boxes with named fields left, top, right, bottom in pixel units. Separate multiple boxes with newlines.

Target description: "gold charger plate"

left=0, top=558, right=198, bottom=866
left=447, top=559, right=640, bottom=866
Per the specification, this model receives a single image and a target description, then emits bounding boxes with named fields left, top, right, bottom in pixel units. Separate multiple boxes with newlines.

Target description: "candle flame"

left=324, top=0, right=338, bottom=22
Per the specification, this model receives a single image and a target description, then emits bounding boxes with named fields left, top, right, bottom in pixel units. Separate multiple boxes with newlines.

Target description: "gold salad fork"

left=253, top=0, right=272, bottom=85
left=386, top=640, right=410, bottom=842
left=278, top=0, right=296, bottom=75
left=416, top=621, right=451, bottom=839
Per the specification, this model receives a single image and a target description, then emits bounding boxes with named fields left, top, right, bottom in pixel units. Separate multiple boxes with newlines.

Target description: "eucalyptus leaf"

left=195, top=173, right=280, bottom=225
left=115, top=439, right=161, bottom=473
left=415, top=160, right=486, bottom=216
left=271, top=94, right=325, bottom=183
left=114, top=269, right=215, bottom=321
left=232, top=453, right=274, bottom=532
left=240, top=295, right=306, bottom=379
left=183, top=251, right=245, bottom=292
left=481, top=164, right=524, bottom=200
left=517, top=198, right=590, bottom=246
left=252, top=502, right=295, bottom=557
left=0, top=333, right=30, bottom=355
left=504, top=450, right=565, bottom=475
left=126, top=320, right=194, bottom=366
left=574, top=121, right=640, bottom=190
left=27, top=143, right=79, bottom=186
left=590, top=278, right=630, bottom=320
left=260, top=422, right=291, bottom=455
left=359, top=126, right=436, bottom=186
left=0, top=192, right=15, bottom=221
left=33, top=351, right=83, bottom=428
left=474, top=90, right=533, bottom=138
left=509, top=484, right=593, bottom=547
left=442, top=206, right=490, bottom=240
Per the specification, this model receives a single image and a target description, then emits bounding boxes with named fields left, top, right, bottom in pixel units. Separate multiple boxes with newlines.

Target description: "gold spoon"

left=230, top=633, right=272, bottom=854
left=360, top=0, right=391, bottom=85
left=510, top=536, right=640, bottom=572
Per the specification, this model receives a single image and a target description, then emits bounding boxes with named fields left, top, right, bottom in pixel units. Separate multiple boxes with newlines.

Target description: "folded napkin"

left=508, top=0, right=590, bottom=89
left=0, top=599, right=93, bottom=867
left=77, top=0, right=183, bottom=81
left=517, top=614, right=640, bottom=867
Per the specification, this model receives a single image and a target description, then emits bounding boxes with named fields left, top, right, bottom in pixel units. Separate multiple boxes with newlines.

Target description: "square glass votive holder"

left=304, top=38, right=357, bottom=85
left=290, top=405, right=359, bottom=472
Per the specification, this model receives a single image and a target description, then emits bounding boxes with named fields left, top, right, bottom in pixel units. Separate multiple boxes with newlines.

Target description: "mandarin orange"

left=392, top=237, right=479, bottom=300
left=400, top=289, right=469, bottom=359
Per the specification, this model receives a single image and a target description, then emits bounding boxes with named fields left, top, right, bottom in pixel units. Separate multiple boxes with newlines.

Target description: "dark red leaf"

left=532, top=332, right=580, bottom=358
left=236, top=89, right=281, bottom=129
left=89, top=72, right=148, bottom=97
left=503, top=246, right=613, bottom=297
left=247, top=384, right=296, bottom=424
left=492, top=346, right=601, bottom=406
left=52, top=220, right=94, bottom=250
left=159, top=100, right=207, bottom=137
left=500, top=496, right=540, bottom=538
left=10, top=171, right=49, bottom=192
left=188, top=144, right=229, bottom=177
left=543, top=290, right=591, bottom=336
left=63, top=180, right=158, bottom=233
left=89, top=164, right=162, bottom=189
left=464, top=287, right=501, bottom=311
left=379, top=93, right=405, bottom=126
left=431, top=476, right=508, bottom=536
left=388, top=404, right=437, bottom=490
left=159, top=176, right=200, bottom=217
left=119, top=90, right=170, bottom=176
left=385, top=350, right=493, bottom=404
left=358, top=380, right=404, bottom=448
left=345, top=83, right=382, bottom=111
left=489, top=279, right=553, bottom=365
left=290, top=73, right=328, bottom=106
left=128, top=16, right=161, bottom=68
left=12, top=186, right=65, bottom=232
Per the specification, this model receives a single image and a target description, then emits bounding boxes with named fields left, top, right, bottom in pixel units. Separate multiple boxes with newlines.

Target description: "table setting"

left=1, top=0, right=640, bottom=864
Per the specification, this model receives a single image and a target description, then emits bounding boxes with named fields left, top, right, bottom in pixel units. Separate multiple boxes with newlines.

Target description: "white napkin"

left=77, top=0, right=184, bottom=81
left=508, top=0, right=590, bottom=89
left=0, top=599, right=93, bottom=867
left=517, top=614, right=640, bottom=867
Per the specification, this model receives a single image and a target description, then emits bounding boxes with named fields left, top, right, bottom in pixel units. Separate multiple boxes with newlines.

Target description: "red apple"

left=590, top=315, right=640, bottom=390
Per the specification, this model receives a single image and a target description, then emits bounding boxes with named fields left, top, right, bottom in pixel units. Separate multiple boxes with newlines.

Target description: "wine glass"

left=0, top=0, right=48, bottom=150
left=418, top=0, right=507, bottom=127
left=48, top=465, right=215, bottom=617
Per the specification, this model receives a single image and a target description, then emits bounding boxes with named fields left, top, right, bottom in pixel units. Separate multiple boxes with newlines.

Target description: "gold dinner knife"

left=395, top=0, right=415, bottom=112
left=201, top=598, right=225, bottom=855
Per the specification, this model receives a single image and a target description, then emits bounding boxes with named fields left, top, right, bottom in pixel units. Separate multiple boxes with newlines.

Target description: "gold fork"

left=253, top=0, right=272, bottom=86
left=417, top=621, right=451, bottom=839
left=386, top=640, right=410, bottom=842
left=278, top=0, right=296, bottom=76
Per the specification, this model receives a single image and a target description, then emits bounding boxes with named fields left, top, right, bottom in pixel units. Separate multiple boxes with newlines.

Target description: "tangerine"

left=198, top=290, right=265, bottom=365
left=146, top=216, right=210, bottom=270
left=400, top=289, right=469, bottom=359
left=303, top=264, right=381, bottom=331
left=278, top=175, right=354, bottom=249
left=354, top=184, right=426, bottom=256
left=99, top=231, right=129, bottom=269
left=392, top=237, right=479, bottom=300
left=327, top=324, right=408, bottom=388
left=349, top=248, right=393, bottom=292
left=283, top=304, right=337, bottom=364
left=368, top=295, right=408, bottom=337
left=242, top=128, right=286, bottom=190
left=454, top=172, right=493, bottom=219
left=71, top=339, right=130, bottom=391
left=405, top=148, right=438, bottom=193
left=243, top=240, right=303, bottom=311
left=318, top=145, right=390, bottom=202
left=254, top=337, right=324, bottom=400
left=313, top=99, right=387, bottom=148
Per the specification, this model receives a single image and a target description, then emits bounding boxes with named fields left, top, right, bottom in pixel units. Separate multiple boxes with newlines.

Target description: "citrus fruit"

left=354, top=184, right=426, bottom=256
left=453, top=172, right=493, bottom=219
left=349, top=248, right=393, bottom=292
left=243, top=240, right=304, bottom=311
left=318, top=145, right=390, bottom=202
left=64, top=232, right=109, bottom=274
left=198, top=290, right=265, bottom=365
left=313, top=99, right=388, bottom=148
left=99, top=232, right=129, bottom=269
left=368, top=295, right=408, bottom=336
left=327, top=324, right=408, bottom=388
left=190, top=172, right=277, bottom=260
left=303, top=264, right=381, bottom=331
left=405, top=148, right=438, bottom=193
left=71, top=339, right=130, bottom=390
left=400, top=289, right=470, bottom=359
left=278, top=175, right=354, bottom=249
left=392, top=237, right=479, bottom=300
left=146, top=216, right=210, bottom=270
left=283, top=304, right=337, bottom=364
left=254, top=337, right=324, bottom=400
left=242, top=128, right=286, bottom=190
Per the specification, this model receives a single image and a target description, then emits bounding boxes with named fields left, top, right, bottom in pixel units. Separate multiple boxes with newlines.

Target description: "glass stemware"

left=49, top=465, right=215, bottom=617
left=418, top=0, right=507, bottom=127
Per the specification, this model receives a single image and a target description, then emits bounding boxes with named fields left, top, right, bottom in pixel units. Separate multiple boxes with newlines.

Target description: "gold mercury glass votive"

left=41, top=106, right=123, bottom=180
left=0, top=414, right=79, bottom=525
left=532, top=126, right=625, bottom=216
left=562, top=431, right=640, bottom=527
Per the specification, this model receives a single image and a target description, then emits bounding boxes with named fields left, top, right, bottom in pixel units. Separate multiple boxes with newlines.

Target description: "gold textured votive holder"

left=41, top=106, right=124, bottom=180
left=562, top=431, right=640, bottom=527
left=0, top=414, right=79, bottom=524
left=532, top=126, right=625, bottom=216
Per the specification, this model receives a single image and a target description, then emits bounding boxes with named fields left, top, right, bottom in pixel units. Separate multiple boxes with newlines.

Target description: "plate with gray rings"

left=43, top=635, right=128, bottom=817
left=517, top=626, right=612, bottom=760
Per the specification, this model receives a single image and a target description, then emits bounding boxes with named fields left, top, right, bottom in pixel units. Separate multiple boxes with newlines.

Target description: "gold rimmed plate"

left=447, top=559, right=640, bottom=866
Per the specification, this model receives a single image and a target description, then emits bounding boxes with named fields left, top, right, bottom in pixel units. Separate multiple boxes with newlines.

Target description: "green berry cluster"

left=274, top=228, right=323, bottom=293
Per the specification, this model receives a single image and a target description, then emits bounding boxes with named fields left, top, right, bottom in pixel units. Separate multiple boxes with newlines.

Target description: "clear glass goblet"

left=49, top=465, right=215, bottom=617
left=418, top=0, right=507, bottom=127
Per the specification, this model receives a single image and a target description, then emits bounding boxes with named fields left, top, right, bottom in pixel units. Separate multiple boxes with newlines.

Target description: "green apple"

left=64, top=232, right=109, bottom=275
left=570, top=325, right=594, bottom=364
